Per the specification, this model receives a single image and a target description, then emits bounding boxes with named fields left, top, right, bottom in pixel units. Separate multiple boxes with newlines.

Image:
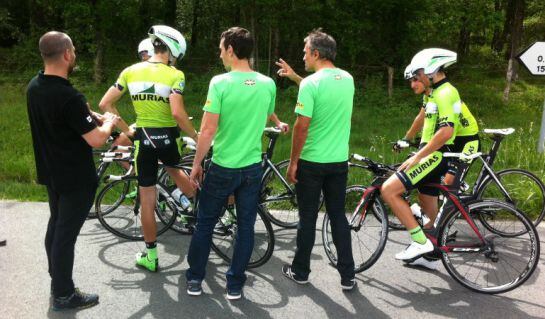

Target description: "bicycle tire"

left=439, top=199, right=540, bottom=294
left=322, top=185, right=389, bottom=273
left=347, top=163, right=405, bottom=230
left=155, top=166, right=196, bottom=234
left=476, top=168, right=545, bottom=227
left=260, top=159, right=299, bottom=228
left=95, top=177, right=176, bottom=240
left=211, top=205, right=275, bottom=268
left=89, top=161, right=130, bottom=218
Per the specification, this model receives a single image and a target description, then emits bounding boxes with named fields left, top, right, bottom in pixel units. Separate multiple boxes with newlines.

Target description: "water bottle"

left=410, top=203, right=430, bottom=226
left=171, top=188, right=191, bottom=211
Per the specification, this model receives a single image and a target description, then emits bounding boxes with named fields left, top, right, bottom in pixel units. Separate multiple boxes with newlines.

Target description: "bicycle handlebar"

left=264, top=127, right=282, bottom=134
left=391, top=140, right=419, bottom=149
left=352, top=153, right=366, bottom=162
left=443, top=152, right=483, bottom=161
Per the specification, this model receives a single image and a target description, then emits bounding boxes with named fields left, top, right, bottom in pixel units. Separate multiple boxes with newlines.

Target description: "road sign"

left=517, top=42, right=545, bottom=152
left=517, top=42, right=545, bottom=75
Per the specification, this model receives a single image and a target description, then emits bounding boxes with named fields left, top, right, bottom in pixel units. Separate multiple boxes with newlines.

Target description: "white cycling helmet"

left=410, top=48, right=457, bottom=75
left=138, top=38, right=154, bottom=59
left=148, top=25, right=187, bottom=64
left=404, top=64, right=414, bottom=80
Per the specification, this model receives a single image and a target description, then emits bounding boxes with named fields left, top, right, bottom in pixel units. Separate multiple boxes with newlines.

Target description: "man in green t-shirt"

left=276, top=29, right=356, bottom=291
left=185, top=27, right=277, bottom=300
left=99, top=26, right=198, bottom=273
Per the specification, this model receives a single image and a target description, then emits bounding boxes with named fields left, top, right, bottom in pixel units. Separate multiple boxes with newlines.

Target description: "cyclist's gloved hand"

left=393, top=139, right=410, bottom=152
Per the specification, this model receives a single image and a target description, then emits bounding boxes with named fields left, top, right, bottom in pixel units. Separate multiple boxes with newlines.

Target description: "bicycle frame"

left=458, top=134, right=514, bottom=202
left=352, top=182, right=487, bottom=253
left=260, top=129, right=296, bottom=202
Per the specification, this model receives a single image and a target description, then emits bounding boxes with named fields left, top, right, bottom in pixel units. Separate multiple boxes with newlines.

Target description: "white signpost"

left=517, top=41, right=545, bottom=152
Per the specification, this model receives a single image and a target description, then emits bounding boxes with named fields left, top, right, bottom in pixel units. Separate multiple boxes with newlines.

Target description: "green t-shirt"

left=420, top=80, right=461, bottom=145
left=203, top=71, right=275, bottom=168
left=115, top=62, right=185, bottom=128
left=295, top=68, right=354, bottom=163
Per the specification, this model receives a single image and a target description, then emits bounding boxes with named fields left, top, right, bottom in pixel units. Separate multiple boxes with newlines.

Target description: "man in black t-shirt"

left=26, top=31, right=119, bottom=311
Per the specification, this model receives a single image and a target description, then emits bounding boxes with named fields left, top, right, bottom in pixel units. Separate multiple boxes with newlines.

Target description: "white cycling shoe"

left=408, top=256, right=440, bottom=270
left=395, top=239, right=434, bottom=261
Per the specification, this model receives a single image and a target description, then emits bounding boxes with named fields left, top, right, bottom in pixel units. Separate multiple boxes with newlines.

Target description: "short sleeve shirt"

left=26, top=72, right=97, bottom=191
left=114, top=62, right=185, bottom=128
left=457, top=102, right=479, bottom=136
left=295, top=68, right=354, bottom=163
left=203, top=71, right=276, bottom=168
left=420, top=79, right=461, bottom=145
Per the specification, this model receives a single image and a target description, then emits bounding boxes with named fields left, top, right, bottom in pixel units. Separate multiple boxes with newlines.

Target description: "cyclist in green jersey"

left=397, top=65, right=480, bottom=188
left=107, top=39, right=156, bottom=152
left=395, top=60, right=480, bottom=269
left=396, top=61, right=480, bottom=222
left=99, top=25, right=198, bottom=272
left=382, top=48, right=461, bottom=261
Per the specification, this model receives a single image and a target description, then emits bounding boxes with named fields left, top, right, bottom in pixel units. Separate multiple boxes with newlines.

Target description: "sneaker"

left=395, top=239, right=434, bottom=261
left=341, top=278, right=357, bottom=291
left=135, top=252, right=158, bottom=272
left=52, top=288, right=99, bottom=311
left=407, top=256, right=440, bottom=270
left=226, top=288, right=242, bottom=300
left=187, top=280, right=202, bottom=296
left=281, top=264, right=308, bottom=284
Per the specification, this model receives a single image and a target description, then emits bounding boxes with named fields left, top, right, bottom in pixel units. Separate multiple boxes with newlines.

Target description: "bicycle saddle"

left=483, top=128, right=515, bottom=136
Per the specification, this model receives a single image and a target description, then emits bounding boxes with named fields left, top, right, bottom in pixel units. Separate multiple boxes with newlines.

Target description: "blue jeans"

left=186, top=161, right=263, bottom=290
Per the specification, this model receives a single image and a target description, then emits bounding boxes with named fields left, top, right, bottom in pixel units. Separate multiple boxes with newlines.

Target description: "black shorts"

left=396, top=151, right=449, bottom=196
left=134, top=127, right=181, bottom=187
left=447, top=134, right=480, bottom=175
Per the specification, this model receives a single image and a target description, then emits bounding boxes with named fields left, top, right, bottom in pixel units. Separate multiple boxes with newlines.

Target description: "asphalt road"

left=1, top=200, right=545, bottom=319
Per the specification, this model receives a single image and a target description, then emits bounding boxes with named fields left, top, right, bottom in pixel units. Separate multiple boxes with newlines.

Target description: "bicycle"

left=95, top=144, right=275, bottom=268
left=259, top=127, right=327, bottom=229
left=259, top=127, right=298, bottom=228
left=323, top=151, right=540, bottom=294
left=351, top=128, right=545, bottom=229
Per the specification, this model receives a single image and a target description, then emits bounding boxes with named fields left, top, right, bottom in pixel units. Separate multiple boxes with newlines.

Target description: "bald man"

left=27, top=31, right=119, bottom=311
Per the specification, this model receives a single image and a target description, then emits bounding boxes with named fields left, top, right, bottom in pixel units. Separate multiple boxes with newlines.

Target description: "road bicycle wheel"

left=476, top=168, right=545, bottom=227
left=322, top=185, right=389, bottom=273
left=95, top=176, right=176, bottom=240
left=260, top=159, right=299, bottom=228
left=211, top=205, right=275, bottom=268
left=348, top=163, right=405, bottom=230
left=89, top=161, right=131, bottom=218
left=439, top=199, right=540, bottom=294
left=155, top=167, right=196, bottom=234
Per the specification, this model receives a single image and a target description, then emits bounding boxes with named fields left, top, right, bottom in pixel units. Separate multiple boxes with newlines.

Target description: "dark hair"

left=152, top=38, right=169, bottom=54
left=221, top=27, right=253, bottom=60
left=38, top=31, right=73, bottom=61
left=304, top=28, right=336, bottom=62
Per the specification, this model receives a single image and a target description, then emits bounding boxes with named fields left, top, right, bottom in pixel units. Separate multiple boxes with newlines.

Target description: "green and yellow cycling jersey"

left=421, top=96, right=478, bottom=141
left=114, top=62, right=185, bottom=128
left=456, top=101, right=479, bottom=137
left=420, top=79, right=462, bottom=145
